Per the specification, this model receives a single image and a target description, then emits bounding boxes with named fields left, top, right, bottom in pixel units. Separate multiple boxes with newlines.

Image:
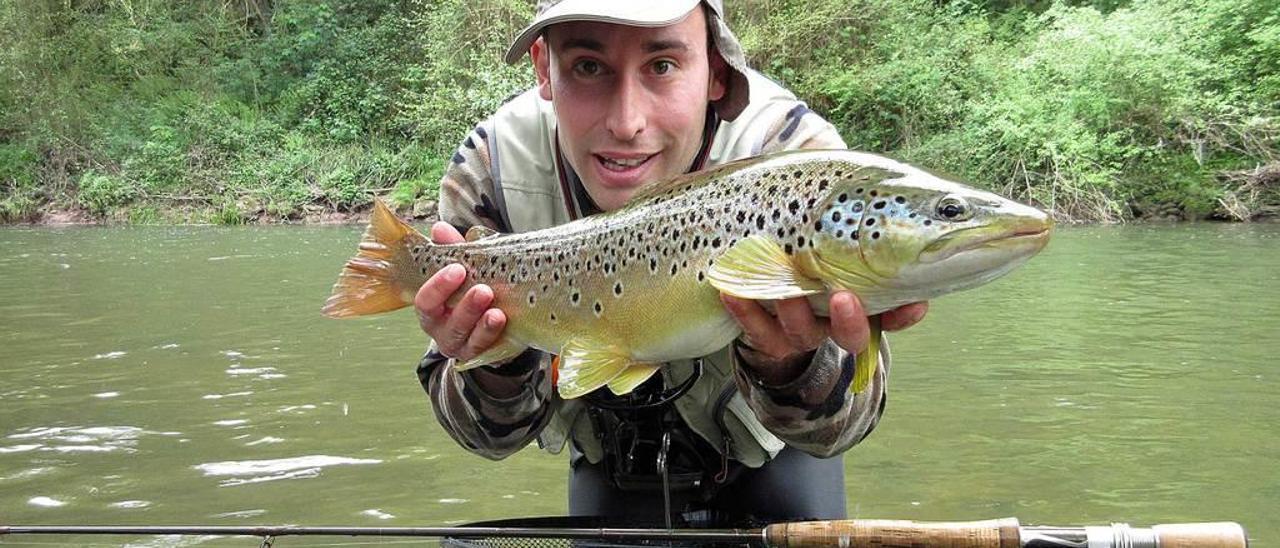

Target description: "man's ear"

left=707, top=49, right=728, bottom=102
left=532, top=36, right=553, bottom=101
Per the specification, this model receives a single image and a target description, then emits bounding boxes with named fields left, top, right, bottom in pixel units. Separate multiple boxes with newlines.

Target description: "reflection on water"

left=0, top=223, right=1276, bottom=546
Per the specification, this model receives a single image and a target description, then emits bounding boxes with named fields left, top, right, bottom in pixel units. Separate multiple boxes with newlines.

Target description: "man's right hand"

left=414, top=222, right=509, bottom=362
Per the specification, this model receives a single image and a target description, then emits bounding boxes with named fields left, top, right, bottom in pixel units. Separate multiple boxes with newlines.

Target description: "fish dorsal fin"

left=606, top=363, right=662, bottom=395
left=624, top=154, right=774, bottom=206
left=557, top=339, right=633, bottom=399
left=708, top=235, right=825, bottom=299
left=465, top=225, right=500, bottom=242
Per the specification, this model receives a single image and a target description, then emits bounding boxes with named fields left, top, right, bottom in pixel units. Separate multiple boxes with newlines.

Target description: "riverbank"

left=3, top=0, right=1277, bottom=226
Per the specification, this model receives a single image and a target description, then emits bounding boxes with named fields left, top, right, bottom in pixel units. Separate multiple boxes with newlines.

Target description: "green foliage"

left=77, top=171, right=138, bottom=216
left=1, top=0, right=1276, bottom=222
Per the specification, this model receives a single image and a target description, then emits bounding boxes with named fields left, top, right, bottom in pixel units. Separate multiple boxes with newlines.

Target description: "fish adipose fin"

left=455, top=339, right=528, bottom=372
left=464, top=225, right=499, bottom=241
left=852, top=314, right=881, bottom=393
left=557, top=340, right=634, bottom=399
left=708, top=235, right=825, bottom=300
left=322, top=199, right=422, bottom=318
left=606, top=363, right=662, bottom=395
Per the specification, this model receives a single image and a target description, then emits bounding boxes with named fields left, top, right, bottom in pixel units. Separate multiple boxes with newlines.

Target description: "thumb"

left=430, top=221, right=466, bottom=245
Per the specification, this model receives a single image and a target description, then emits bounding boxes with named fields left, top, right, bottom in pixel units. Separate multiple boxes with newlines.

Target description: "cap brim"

left=504, top=0, right=702, bottom=64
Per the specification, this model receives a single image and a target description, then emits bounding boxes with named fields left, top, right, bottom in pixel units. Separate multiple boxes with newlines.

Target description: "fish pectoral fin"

left=852, top=315, right=881, bottom=393
left=708, top=235, right=825, bottom=300
left=606, top=363, right=662, bottom=395
left=454, top=338, right=528, bottom=372
left=464, top=225, right=500, bottom=242
left=556, top=340, right=633, bottom=400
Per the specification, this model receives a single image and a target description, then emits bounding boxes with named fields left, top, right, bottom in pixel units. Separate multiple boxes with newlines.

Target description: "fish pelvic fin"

left=556, top=340, right=632, bottom=399
left=852, top=314, right=882, bottom=393
left=606, top=363, right=662, bottom=395
left=455, top=338, right=528, bottom=371
left=708, top=235, right=825, bottom=300
left=322, top=199, right=426, bottom=318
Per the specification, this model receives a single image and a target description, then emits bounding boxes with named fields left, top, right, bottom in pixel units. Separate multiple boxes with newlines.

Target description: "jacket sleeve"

left=414, top=124, right=555, bottom=460
left=731, top=102, right=891, bottom=457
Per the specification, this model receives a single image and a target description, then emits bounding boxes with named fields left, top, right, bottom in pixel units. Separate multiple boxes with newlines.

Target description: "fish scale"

left=324, top=149, right=1052, bottom=399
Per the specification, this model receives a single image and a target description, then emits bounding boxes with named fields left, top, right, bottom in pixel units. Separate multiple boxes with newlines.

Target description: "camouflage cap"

left=504, top=0, right=750, bottom=121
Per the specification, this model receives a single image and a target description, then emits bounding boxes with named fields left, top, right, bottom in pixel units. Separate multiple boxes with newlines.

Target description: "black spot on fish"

left=528, top=294, right=535, bottom=305
left=832, top=211, right=842, bottom=222
left=872, top=231, right=880, bottom=239
left=909, top=212, right=917, bottom=219
left=771, top=209, right=781, bottom=221
left=421, top=266, right=429, bottom=274
left=670, top=263, right=678, bottom=276
left=852, top=231, right=859, bottom=240
left=836, top=230, right=844, bottom=238
left=550, top=312, right=557, bottom=322
left=571, top=292, right=580, bottom=304
left=866, top=218, right=876, bottom=226
left=613, top=282, right=622, bottom=296
left=711, top=237, right=721, bottom=248
left=924, top=220, right=933, bottom=226
left=845, top=218, right=855, bottom=226
left=736, top=211, right=746, bottom=223
left=650, top=258, right=658, bottom=272
left=870, top=190, right=878, bottom=197
left=797, top=236, right=806, bottom=248
left=784, top=243, right=794, bottom=254
left=793, top=170, right=802, bottom=179
left=819, top=179, right=829, bottom=191
left=815, top=220, right=824, bottom=231
left=594, top=301, right=603, bottom=314
left=838, top=193, right=848, bottom=203
left=776, top=228, right=785, bottom=238
left=698, top=271, right=705, bottom=282
left=895, top=196, right=906, bottom=204
left=874, top=201, right=886, bottom=210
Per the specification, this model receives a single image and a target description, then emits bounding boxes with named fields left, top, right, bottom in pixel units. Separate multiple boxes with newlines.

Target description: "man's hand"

left=414, top=222, right=509, bottom=362
left=720, top=292, right=928, bottom=386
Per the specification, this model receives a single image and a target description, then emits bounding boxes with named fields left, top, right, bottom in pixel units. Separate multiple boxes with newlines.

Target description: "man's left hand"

left=720, top=292, right=928, bottom=386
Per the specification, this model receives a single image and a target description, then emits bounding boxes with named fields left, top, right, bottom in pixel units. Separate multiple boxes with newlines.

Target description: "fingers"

left=721, top=295, right=827, bottom=360
left=460, top=308, right=507, bottom=359
left=434, top=284, right=496, bottom=358
left=431, top=221, right=465, bottom=244
left=882, top=301, right=929, bottom=332
left=415, top=263, right=466, bottom=321
left=829, top=291, right=871, bottom=356
left=774, top=297, right=827, bottom=352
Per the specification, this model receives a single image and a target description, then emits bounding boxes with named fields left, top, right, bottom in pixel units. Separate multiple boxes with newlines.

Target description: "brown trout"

left=323, top=150, right=1051, bottom=399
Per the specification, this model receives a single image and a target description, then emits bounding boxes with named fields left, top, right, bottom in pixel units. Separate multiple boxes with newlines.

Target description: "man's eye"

left=653, top=60, right=674, bottom=75
left=574, top=60, right=602, bottom=76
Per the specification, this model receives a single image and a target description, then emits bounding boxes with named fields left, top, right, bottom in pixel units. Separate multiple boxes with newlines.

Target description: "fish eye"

left=935, top=196, right=972, bottom=221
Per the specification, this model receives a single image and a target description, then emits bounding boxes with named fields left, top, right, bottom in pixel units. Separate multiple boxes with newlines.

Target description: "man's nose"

left=605, top=73, right=646, bottom=141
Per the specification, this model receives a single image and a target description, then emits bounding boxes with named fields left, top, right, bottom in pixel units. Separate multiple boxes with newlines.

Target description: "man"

left=413, top=0, right=928, bottom=526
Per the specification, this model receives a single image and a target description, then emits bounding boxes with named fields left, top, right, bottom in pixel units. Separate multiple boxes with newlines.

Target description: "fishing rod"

left=0, top=518, right=1249, bottom=547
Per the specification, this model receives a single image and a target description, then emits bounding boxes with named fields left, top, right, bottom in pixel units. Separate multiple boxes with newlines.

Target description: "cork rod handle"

left=765, top=518, right=1022, bottom=548
left=1154, top=522, right=1249, bottom=548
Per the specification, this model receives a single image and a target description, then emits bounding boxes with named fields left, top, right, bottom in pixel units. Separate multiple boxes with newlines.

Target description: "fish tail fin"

left=851, top=314, right=882, bottom=393
left=322, top=199, right=429, bottom=318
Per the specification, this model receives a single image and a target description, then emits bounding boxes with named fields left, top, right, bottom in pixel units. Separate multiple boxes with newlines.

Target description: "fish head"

left=803, top=154, right=1052, bottom=309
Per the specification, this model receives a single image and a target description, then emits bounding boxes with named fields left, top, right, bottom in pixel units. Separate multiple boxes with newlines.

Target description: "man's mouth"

left=596, top=153, right=656, bottom=172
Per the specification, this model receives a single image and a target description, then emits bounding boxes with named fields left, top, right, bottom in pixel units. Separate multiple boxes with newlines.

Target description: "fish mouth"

left=920, top=221, right=1052, bottom=263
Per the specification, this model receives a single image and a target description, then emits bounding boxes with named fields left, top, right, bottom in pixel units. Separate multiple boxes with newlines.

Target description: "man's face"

left=532, top=8, right=726, bottom=212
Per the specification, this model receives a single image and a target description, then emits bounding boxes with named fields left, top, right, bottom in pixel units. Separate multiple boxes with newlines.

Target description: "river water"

left=0, top=223, right=1275, bottom=546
